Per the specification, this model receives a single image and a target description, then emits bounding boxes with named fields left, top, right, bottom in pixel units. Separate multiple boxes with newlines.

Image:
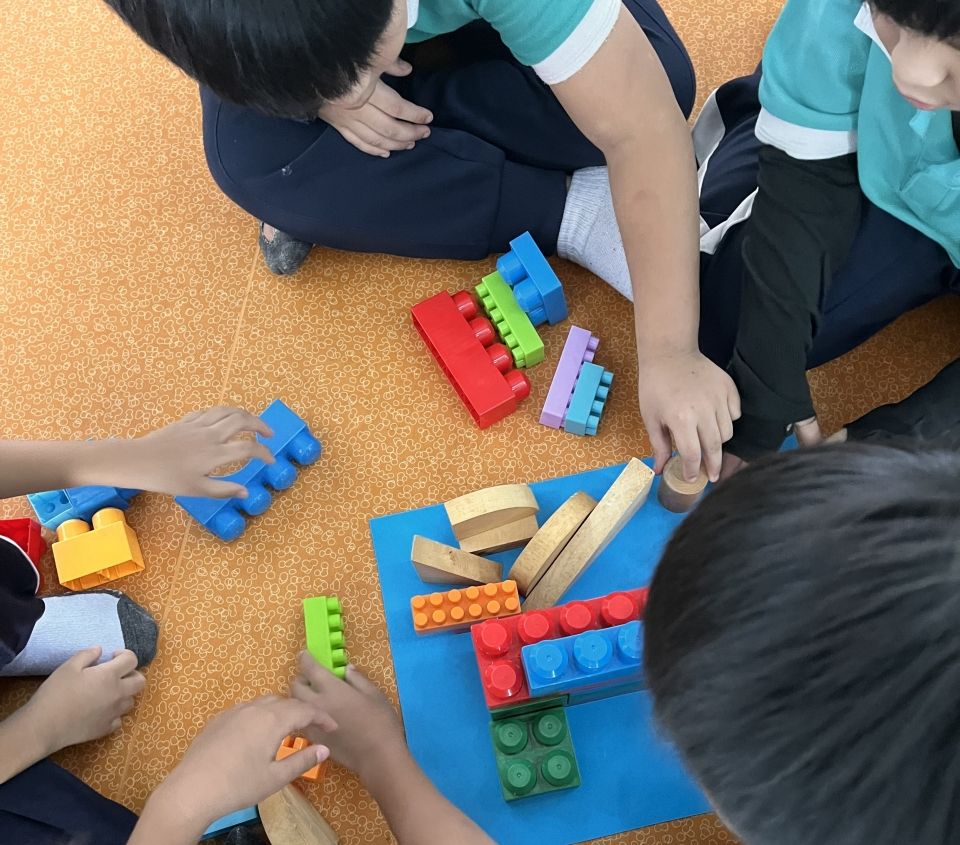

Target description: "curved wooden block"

left=258, top=784, right=338, bottom=845
left=444, top=484, right=539, bottom=541
left=411, top=536, right=503, bottom=585
left=657, top=456, right=708, bottom=514
left=458, top=515, right=539, bottom=554
left=509, top=492, right=597, bottom=595
left=524, top=459, right=654, bottom=610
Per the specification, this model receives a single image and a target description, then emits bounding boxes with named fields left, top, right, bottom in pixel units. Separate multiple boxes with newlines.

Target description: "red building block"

left=471, top=587, right=647, bottom=711
left=411, top=290, right=531, bottom=429
left=0, top=518, right=47, bottom=592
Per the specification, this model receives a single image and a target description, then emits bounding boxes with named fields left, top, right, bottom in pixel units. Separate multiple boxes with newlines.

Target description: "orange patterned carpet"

left=1, top=2, right=957, bottom=844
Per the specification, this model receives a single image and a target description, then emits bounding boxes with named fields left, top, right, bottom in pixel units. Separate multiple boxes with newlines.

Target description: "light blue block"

left=201, top=806, right=258, bottom=840
left=563, top=362, right=613, bottom=436
left=28, top=485, right=140, bottom=531
left=175, top=399, right=322, bottom=542
left=496, top=232, right=568, bottom=326
left=521, top=621, right=643, bottom=700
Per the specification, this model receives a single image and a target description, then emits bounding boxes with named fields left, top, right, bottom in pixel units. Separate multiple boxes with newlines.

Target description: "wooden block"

left=509, top=492, right=597, bottom=595
left=657, top=456, right=708, bottom=513
left=458, top=515, right=539, bottom=554
left=258, top=784, right=338, bottom=845
left=444, top=484, right=539, bottom=541
left=411, top=536, right=503, bottom=585
left=524, top=459, right=654, bottom=610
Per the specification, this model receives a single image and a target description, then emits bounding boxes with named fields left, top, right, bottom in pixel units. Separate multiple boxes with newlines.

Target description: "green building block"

left=303, top=596, right=346, bottom=678
left=489, top=706, right=580, bottom=801
left=476, top=271, right=545, bottom=368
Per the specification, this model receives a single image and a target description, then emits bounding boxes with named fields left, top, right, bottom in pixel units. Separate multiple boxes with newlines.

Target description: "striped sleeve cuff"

left=756, top=107, right=858, bottom=160
left=532, top=0, right=621, bottom=85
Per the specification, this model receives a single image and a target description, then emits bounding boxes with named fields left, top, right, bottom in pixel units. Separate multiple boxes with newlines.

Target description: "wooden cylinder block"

left=657, top=457, right=708, bottom=514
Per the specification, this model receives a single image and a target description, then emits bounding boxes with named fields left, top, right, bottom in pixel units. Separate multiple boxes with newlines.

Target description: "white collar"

left=854, top=2, right=892, bottom=61
left=407, top=0, right=420, bottom=29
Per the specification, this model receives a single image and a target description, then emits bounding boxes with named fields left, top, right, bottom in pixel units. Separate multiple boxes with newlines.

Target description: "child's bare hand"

left=122, top=407, right=275, bottom=498
left=794, top=416, right=824, bottom=447
left=639, top=349, right=741, bottom=483
left=152, top=696, right=334, bottom=830
left=291, top=653, right=406, bottom=778
left=22, top=647, right=144, bottom=755
left=319, top=61, right=433, bottom=158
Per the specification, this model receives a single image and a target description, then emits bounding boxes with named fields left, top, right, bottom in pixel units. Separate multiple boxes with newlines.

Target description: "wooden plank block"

left=258, top=784, right=338, bottom=845
left=459, top=515, right=539, bottom=554
left=444, top=484, right=539, bottom=541
left=411, top=535, right=503, bottom=585
left=509, top=492, right=596, bottom=595
left=524, top=459, right=654, bottom=610
left=657, top=456, right=708, bottom=513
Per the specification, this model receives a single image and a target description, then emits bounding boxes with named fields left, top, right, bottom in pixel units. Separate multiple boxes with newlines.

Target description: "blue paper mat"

left=369, top=461, right=710, bottom=844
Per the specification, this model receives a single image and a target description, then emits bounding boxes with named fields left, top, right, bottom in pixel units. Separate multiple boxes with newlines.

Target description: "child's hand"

left=291, top=652, right=407, bottom=778
left=794, top=416, right=824, bottom=447
left=21, top=647, right=145, bottom=755
left=122, top=406, right=276, bottom=498
left=638, top=349, right=741, bottom=483
left=149, top=696, right=334, bottom=831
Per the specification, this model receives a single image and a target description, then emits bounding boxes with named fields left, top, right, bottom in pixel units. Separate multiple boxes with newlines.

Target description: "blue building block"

left=563, top=362, right=613, bottom=436
left=496, top=232, right=568, bottom=326
left=521, top=620, right=643, bottom=700
left=175, top=399, right=322, bottom=542
left=28, top=486, right=140, bottom=531
left=201, top=806, right=259, bottom=840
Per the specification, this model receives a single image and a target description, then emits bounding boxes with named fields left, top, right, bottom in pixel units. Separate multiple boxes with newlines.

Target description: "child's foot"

left=18, top=647, right=146, bottom=754
left=557, top=166, right=632, bottom=300
left=259, top=223, right=313, bottom=275
left=0, top=590, right=157, bottom=677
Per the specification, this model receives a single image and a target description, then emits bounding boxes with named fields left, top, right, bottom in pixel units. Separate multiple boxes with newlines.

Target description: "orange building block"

left=52, top=508, right=144, bottom=591
left=276, top=735, right=326, bottom=782
left=411, top=580, right=521, bottom=634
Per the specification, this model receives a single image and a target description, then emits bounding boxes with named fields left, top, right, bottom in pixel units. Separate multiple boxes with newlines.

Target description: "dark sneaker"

left=259, top=224, right=313, bottom=275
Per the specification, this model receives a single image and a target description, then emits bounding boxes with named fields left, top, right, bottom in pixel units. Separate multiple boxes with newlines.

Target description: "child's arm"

left=0, top=406, right=274, bottom=500
left=0, top=647, right=145, bottom=785
left=291, top=653, right=495, bottom=845
left=552, top=8, right=739, bottom=484
left=129, top=696, right=334, bottom=845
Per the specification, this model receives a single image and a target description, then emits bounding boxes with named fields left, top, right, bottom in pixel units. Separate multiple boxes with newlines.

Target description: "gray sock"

left=0, top=590, right=158, bottom=676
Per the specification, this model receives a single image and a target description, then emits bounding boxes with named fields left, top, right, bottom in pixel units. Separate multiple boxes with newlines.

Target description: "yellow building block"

left=52, top=507, right=145, bottom=591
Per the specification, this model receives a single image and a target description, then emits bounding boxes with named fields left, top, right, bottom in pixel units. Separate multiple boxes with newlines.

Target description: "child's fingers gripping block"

left=175, top=399, right=322, bottom=541
left=275, top=735, right=326, bottom=782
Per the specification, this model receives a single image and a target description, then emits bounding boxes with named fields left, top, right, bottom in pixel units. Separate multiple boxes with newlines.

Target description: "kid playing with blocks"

left=693, top=0, right=960, bottom=474
left=0, top=406, right=279, bottom=842
left=102, top=0, right=741, bottom=489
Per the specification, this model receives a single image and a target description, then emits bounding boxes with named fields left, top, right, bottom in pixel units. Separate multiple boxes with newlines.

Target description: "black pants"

left=696, top=69, right=959, bottom=369
left=199, top=0, right=696, bottom=258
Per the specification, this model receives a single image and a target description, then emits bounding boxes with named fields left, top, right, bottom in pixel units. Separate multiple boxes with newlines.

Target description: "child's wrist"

left=70, top=438, right=139, bottom=489
left=357, top=737, right=415, bottom=795
left=141, top=779, right=214, bottom=840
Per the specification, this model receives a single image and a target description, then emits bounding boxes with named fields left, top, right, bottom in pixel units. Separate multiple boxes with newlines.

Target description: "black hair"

left=871, top=0, right=960, bottom=40
left=103, top=0, right=395, bottom=118
left=645, top=441, right=960, bottom=845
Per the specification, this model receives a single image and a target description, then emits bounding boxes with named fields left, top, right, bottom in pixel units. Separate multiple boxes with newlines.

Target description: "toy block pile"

left=410, top=230, right=617, bottom=434
left=21, top=400, right=321, bottom=592
left=406, top=460, right=656, bottom=802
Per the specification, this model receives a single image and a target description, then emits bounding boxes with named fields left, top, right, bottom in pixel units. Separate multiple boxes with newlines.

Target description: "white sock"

left=0, top=591, right=157, bottom=676
left=557, top=166, right=633, bottom=301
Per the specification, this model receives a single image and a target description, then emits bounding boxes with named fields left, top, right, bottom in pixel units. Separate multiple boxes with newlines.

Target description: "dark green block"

left=490, top=695, right=568, bottom=721
left=490, top=706, right=580, bottom=801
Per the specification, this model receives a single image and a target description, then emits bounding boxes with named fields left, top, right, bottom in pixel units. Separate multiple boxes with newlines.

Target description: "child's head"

left=645, top=441, right=960, bottom=845
left=103, top=0, right=406, bottom=118
left=870, top=0, right=960, bottom=110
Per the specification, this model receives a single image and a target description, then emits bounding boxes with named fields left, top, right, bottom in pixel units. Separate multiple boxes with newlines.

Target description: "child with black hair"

left=0, top=406, right=275, bottom=843
left=693, top=0, right=960, bottom=472
left=102, top=0, right=741, bottom=488
left=644, top=440, right=960, bottom=845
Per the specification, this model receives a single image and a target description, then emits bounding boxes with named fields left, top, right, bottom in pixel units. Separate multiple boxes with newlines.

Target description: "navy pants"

left=200, top=0, right=696, bottom=258
left=0, top=540, right=137, bottom=844
left=696, top=70, right=959, bottom=369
